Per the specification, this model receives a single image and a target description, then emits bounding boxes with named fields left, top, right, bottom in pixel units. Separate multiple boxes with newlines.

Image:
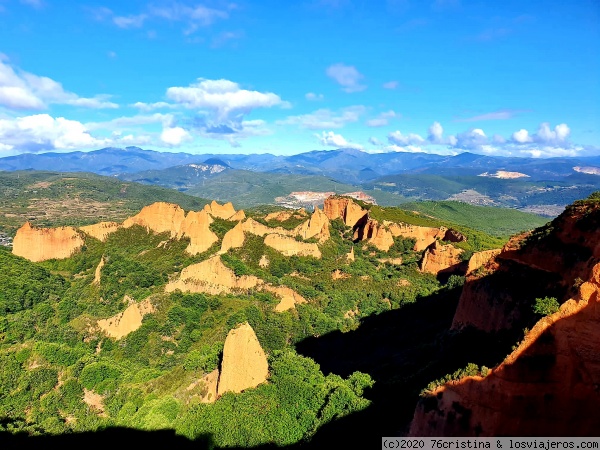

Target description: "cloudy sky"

left=0, top=0, right=598, bottom=157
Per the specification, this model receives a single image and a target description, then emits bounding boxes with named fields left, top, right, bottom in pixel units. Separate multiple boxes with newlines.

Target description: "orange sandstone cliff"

left=217, top=322, right=269, bottom=396
left=419, top=241, right=464, bottom=275
left=409, top=261, right=600, bottom=436
left=79, top=221, right=120, bottom=242
left=13, top=222, right=85, bottom=262
left=323, top=196, right=369, bottom=228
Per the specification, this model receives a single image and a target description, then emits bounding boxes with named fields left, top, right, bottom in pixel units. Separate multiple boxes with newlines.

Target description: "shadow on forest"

left=1, top=285, right=521, bottom=450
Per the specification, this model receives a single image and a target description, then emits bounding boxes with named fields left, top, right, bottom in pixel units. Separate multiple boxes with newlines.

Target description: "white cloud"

left=382, top=81, right=398, bottom=89
left=453, top=128, right=488, bottom=149
left=0, top=58, right=118, bottom=110
left=512, top=128, right=532, bottom=143
left=131, top=101, right=177, bottom=112
left=0, top=114, right=107, bottom=151
left=305, top=92, right=324, bottom=101
left=166, top=78, right=288, bottom=121
left=160, top=126, right=191, bottom=146
left=369, top=136, right=382, bottom=146
left=326, top=63, right=366, bottom=93
left=277, top=106, right=365, bottom=130
left=388, top=130, right=425, bottom=146
left=86, top=113, right=175, bottom=131
left=536, top=122, right=570, bottom=144
left=366, top=110, right=397, bottom=127
left=317, top=131, right=363, bottom=150
left=113, top=14, right=147, bottom=29
left=384, top=144, right=426, bottom=153
left=427, top=121, right=445, bottom=143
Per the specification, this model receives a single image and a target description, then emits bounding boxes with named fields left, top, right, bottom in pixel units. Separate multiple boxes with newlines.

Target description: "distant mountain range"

left=3, top=146, right=600, bottom=214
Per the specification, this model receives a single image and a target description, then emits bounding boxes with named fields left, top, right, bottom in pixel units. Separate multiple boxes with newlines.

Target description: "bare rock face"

left=259, top=255, right=270, bottom=268
left=386, top=222, right=447, bottom=252
left=13, top=222, right=85, bottom=262
left=187, top=369, right=219, bottom=404
left=419, top=241, right=464, bottom=275
left=466, top=249, right=501, bottom=275
left=409, top=262, right=600, bottom=437
left=93, top=256, right=105, bottom=285
left=346, top=247, right=355, bottom=262
left=220, top=221, right=245, bottom=253
left=123, top=202, right=185, bottom=236
left=264, top=233, right=321, bottom=258
left=229, top=209, right=246, bottom=221
left=122, top=202, right=217, bottom=255
left=241, top=218, right=291, bottom=237
left=97, top=297, right=154, bottom=340
left=294, top=206, right=330, bottom=242
left=355, top=219, right=394, bottom=251
left=165, top=255, right=261, bottom=295
left=204, top=200, right=237, bottom=220
left=179, top=210, right=218, bottom=255
left=265, top=211, right=293, bottom=222
left=324, top=196, right=368, bottom=228
left=263, top=285, right=307, bottom=312
left=217, top=322, right=269, bottom=396
left=79, top=221, right=120, bottom=242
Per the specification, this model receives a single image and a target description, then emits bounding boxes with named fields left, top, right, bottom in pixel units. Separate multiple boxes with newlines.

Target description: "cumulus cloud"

left=317, top=131, right=363, bottom=150
left=326, top=63, right=366, bottom=93
left=305, top=92, right=324, bottom=101
left=160, top=126, right=191, bottom=146
left=0, top=58, right=118, bottom=110
left=427, top=121, right=445, bottom=143
left=366, top=110, right=397, bottom=127
left=131, top=101, right=177, bottom=112
left=277, top=105, right=365, bottom=130
left=0, top=114, right=107, bottom=152
left=166, top=78, right=288, bottom=121
left=388, top=130, right=425, bottom=146
left=453, top=128, right=488, bottom=150
left=512, top=128, right=532, bottom=143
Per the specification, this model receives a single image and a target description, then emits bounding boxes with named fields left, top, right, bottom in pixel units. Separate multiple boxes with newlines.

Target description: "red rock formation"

left=264, top=233, right=321, bottom=258
left=419, top=241, right=464, bottom=275
left=123, top=202, right=185, bottom=236
left=409, top=262, right=600, bottom=436
left=13, top=222, right=85, bottom=262
left=323, top=196, right=368, bottom=228
left=294, top=206, right=330, bottom=242
left=263, top=285, right=307, bottom=312
left=179, top=209, right=218, bottom=254
left=204, top=200, right=237, bottom=220
left=97, top=297, right=154, bottom=340
left=355, top=219, right=394, bottom=252
left=386, top=222, right=447, bottom=252
left=217, top=322, right=269, bottom=396
left=79, top=221, right=119, bottom=241
left=444, top=229, right=467, bottom=243
left=220, top=221, right=245, bottom=253
left=466, top=249, right=501, bottom=275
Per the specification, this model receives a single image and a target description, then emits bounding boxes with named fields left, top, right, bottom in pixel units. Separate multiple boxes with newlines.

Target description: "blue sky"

left=0, top=0, right=598, bottom=157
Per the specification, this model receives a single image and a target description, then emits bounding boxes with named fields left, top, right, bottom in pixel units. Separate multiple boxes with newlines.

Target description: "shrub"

left=533, top=296, right=559, bottom=316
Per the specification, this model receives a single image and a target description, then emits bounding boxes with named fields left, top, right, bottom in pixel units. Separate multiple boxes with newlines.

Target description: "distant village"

left=0, top=232, right=13, bottom=247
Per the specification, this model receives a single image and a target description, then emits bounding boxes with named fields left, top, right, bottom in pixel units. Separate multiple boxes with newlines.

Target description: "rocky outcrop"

left=354, top=219, right=394, bottom=251
left=229, top=209, right=246, bottom=221
left=419, top=241, right=464, bottom=275
left=466, top=249, right=501, bottom=275
left=123, top=202, right=217, bottom=255
left=220, top=221, right=245, bottom=253
left=187, top=369, right=219, bottom=404
left=217, top=322, right=269, bottom=396
left=409, top=262, right=600, bottom=436
left=97, top=297, right=154, bottom=340
left=324, top=196, right=369, bottom=228
left=241, top=218, right=291, bottom=237
left=386, top=222, right=447, bottom=252
left=264, top=234, right=321, bottom=258
left=13, top=222, right=85, bottom=262
left=263, top=285, right=307, bottom=312
left=453, top=201, right=600, bottom=333
left=179, top=210, right=218, bottom=255
left=204, top=200, right=237, bottom=220
left=259, top=255, right=269, bottom=268
left=123, top=202, right=185, bottom=236
left=79, top=221, right=120, bottom=242
left=165, top=255, right=261, bottom=295
left=346, top=247, right=355, bottom=262
left=93, top=256, right=105, bottom=285
left=294, top=206, right=330, bottom=242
